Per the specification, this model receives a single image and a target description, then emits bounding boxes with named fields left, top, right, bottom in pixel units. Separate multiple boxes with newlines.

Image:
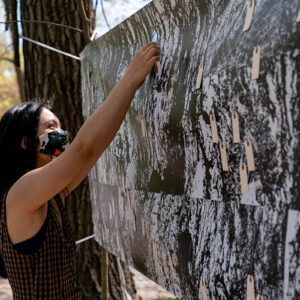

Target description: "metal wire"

left=100, top=0, right=110, bottom=30
left=76, top=234, right=96, bottom=245
left=21, top=35, right=81, bottom=61
left=0, top=20, right=82, bottom=32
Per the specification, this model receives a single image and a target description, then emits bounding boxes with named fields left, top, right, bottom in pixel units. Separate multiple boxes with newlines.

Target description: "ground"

left=0, top=267, right=176, bottom=300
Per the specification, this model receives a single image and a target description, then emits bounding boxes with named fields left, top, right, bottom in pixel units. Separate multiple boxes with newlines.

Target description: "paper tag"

left=91, top=89, right=95, bottom=104
left=131, top=209, right=136, bottom=231
left=247, top=275, right=255, bottom=300
left=140, top=115, right=146, bottom=138
left=167, top=248, right=175, bottom=270
left=153, top=239, right=159, bottom=262
left=121, top=175, right=126, bottom=193
left=141, top=215, right=146, bottom=236
left=152, top=30, right=158, bottom=43
left=120, top=195, right=124, bottom=212
left=109, top=203, right=112, bottom=219
left=232, top=112, right=241, bottom=143
left=200, top=279, right=208, bottom=300
left=240, top=162, right=249, bottom=195
left=195, top=62, right=204, bottom=89
left=210, top=114, right=219, bottom=143
left=243, top=0, right=255, bottom=32
left=256, top=295, right=263, bottom=300
left=99, top=160, right=107, bottom=183
left=116, top=233, right=121, bottom=250
left=103, top=170, right=107, bottom=184
left=156, top=61, right=162, bottom=77
left=219, top=141, right=229, bottom=171
left=152, top=29, right=162, bottom=76
left=252, top=46, right=260, bottom=80
left=120, top=122, right=124, bottom=135
left=297, top=7, right=300, bottom=22
left=244, top=139, right=256, bottom=171
left=112, top=197, right=115, bottom=215
left=126, top=189, right=131, bottom=207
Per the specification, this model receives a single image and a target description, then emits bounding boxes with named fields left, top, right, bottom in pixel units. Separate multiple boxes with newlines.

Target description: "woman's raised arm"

left=7, top=42, right=160, bottom=213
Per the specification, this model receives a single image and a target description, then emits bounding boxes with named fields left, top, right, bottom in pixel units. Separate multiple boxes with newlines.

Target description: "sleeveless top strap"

left=0, top=192, right=9, bottom=249
left=53, top=194, right=75, bottom=246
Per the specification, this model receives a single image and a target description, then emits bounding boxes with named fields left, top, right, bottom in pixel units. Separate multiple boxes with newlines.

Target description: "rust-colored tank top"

left=0, top=193, right=81, bottom=299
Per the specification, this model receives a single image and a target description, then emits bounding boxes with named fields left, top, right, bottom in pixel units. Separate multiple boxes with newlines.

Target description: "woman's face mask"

left=39, top=129, right=69, bottom=158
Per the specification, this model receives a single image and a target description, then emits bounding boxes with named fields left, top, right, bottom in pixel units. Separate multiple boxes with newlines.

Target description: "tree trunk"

left=15, top=1, right=136, bottom=299
left=3, top=0, right=25, bottom=102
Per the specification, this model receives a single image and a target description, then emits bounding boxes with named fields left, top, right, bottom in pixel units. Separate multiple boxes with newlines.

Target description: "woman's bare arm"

left=7, top=42, right=160, bottom=213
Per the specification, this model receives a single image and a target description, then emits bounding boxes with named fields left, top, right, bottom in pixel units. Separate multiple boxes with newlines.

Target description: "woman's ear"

left=21, top=136, right=27, bottom=150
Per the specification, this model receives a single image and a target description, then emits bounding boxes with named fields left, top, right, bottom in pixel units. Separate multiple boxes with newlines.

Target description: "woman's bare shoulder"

left=5, top=191, right=48, bottom=244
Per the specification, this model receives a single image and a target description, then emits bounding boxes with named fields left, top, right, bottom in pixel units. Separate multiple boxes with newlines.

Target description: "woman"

left=0, top=42, right=160, bottom=299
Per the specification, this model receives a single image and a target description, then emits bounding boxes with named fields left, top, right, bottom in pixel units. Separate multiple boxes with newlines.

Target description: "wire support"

left=20, top=35, right=81, bottom=61
left=0, top=20, right=82, bottom=32
left=76, top=234, right=96, bottom=245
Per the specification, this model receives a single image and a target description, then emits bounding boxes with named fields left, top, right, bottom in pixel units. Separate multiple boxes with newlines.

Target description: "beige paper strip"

left=131, top=209, right=136, bottom=231
left=166, top=248, right=175, bottom=270
left=244, top=139, right=256, bottom=171
left=116, top=233, right=121, bottom=250
left=153, top=239, right=159, bottom=262
left=256, top=295, right=264, bottom=300
left=195, top=62, right=204, bottom=89
left=87, top=72, right=90, bottom=89
left=240, top=162, right=249, bottom=195
left=103, top=170, right=107, bottom=184
left=297, top=7, right=300, bottom=22
left=232, top=112, right=241, bottom=143
left=126, top=189, right=131, bottom=207
left=121, top=175, right=126, bottom=193
left=247, top=275, right=255, bottom=300
left=120, top=195, right=124, bottom=212
left=140, top=115, right=146, bottom=138
left=120, top=122, right=124, bottom=135
left=156, top=61, right=162, bottom=76
left=243, top=0, right=255, bottom=32
left=210, top=114, right=219, bottom=143
left=111, top=197, right=116, bottom=216
left=103, top=224, right=107, bottom=237
left=91, top=89, right=95, bottom=104
left=219, top=141, right=229, bottom=171
left=109, top=203, right=112, bottom=219
left=141, top=215, right=146, bottom=236
left=252, top=45, right=260, bottom=80
left=200, top=279, right=208, bottom=300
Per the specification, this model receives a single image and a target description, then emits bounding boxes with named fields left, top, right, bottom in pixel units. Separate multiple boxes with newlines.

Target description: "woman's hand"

left=123, top=42, right=160, bottom=91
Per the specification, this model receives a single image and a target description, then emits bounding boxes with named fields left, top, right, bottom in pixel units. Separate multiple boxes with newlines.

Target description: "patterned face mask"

left=39, top=129, right=70, bottom=158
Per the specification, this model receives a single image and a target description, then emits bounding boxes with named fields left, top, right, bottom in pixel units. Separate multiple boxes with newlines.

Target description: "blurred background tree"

left=0, top=0, right=138, bottom=298
left=0, top=1, right=20, bottom=117
left=0, top=1, right=154, bottom=299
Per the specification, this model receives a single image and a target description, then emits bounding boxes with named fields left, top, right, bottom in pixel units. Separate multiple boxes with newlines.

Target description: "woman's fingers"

left=143, top=46, right=160, bottom=61
left=124, top=42, right=161, bottom=90
left=138, top=42, right=158, bottom=54
left=147, top=56, right=160, bottom=68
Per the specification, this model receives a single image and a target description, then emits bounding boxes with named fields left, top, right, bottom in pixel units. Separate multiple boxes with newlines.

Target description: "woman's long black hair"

left=0, top=101, right=51, bottom=278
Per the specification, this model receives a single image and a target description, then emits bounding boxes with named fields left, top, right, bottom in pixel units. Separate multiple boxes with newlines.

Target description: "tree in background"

left=0, top=2, right=20, bottom=117
left=2, top=0, right=136, bottom=298
left=0, top=43, right=20, bottom=116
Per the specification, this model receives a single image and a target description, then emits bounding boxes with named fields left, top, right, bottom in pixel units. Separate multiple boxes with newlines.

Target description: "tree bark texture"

left=81, top=0, right=300, bottom=299
left=17, top=0, right=136, bottom=299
